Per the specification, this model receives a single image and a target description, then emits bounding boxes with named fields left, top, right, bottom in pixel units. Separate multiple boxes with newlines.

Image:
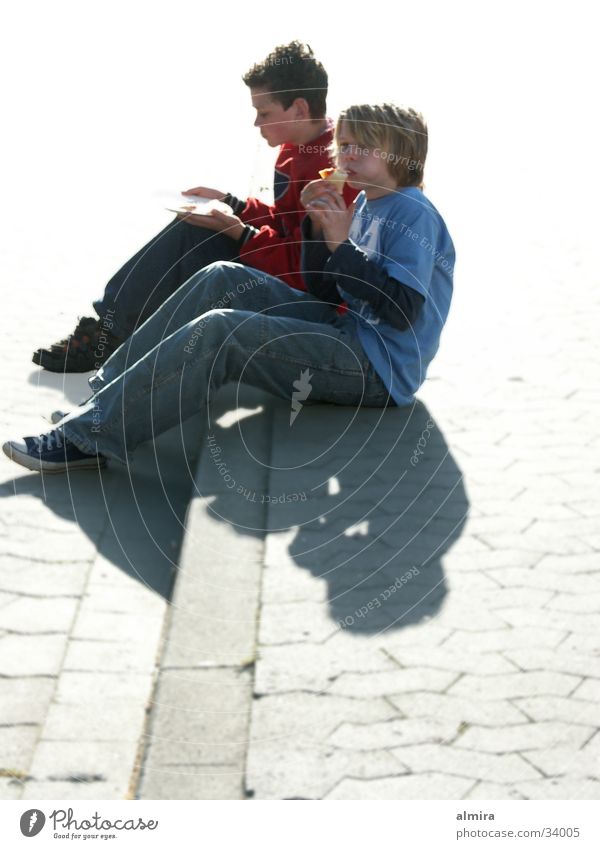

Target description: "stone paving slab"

left=0, top=309, right=201, bottom=799
left=136, top=385, right=273, bottom=800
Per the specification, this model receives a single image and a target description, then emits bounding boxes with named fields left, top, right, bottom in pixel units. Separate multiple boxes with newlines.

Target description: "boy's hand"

left=300, top=179, right=341, bottom=237
left=182, top=186, right=226, bottom=199
left=177, top=208, right=245, bottom=241
left=304, top=191, right=356, bottom=253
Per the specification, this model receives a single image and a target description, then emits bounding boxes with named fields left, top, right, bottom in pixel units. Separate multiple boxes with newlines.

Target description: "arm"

left=327, top=240, right=424, bottom=330
left=303, top=190, right=423, bottom=328
left=299, top=216, right=343, bottom=304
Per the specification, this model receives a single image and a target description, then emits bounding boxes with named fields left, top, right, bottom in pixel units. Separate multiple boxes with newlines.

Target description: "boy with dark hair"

left=4, top=102, right=455, bottom=474
left=33, top=41, right=347, bottom=373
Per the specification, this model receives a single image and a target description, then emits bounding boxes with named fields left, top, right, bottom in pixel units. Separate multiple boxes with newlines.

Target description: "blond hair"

left=336, top=104, right=427, bottom=188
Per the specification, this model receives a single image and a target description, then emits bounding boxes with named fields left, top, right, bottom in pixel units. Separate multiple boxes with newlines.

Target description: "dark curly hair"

left=242, top=41, right=328, bottom=119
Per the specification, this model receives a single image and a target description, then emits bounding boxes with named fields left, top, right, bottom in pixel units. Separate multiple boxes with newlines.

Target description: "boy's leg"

left=89, top=262, right=338, bottom=393
left=93, top=220, right=240, bottom=339
left=33, top=220, right=241, bottom=373
left=61, top=308, right=392, bottom=464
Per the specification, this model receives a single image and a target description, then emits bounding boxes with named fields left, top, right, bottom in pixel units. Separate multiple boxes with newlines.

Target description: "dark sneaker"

left=32, top=317, right=121, bottom=373
left=2, top=430, right=106, bottom=474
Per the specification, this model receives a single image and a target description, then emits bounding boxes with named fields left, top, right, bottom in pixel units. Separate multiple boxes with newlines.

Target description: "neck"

left=294, top=119, right=329, bottom=146
left=365, top=184, right=399, bottom=200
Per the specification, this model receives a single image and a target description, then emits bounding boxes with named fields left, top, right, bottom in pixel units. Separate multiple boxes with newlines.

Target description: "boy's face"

left=250, top=88, right=307, bottom=147
left=337, top=120, right=398, bottom=197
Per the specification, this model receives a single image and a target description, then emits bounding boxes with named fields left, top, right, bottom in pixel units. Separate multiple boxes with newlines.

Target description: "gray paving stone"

left=25, top=740, right=139, bottom=796
left=138, top=766, right=244, bottom=800
left=325, top=773, right=474, bottom=799
left=53, top=670, right=155, bottom=703
left=0, top=634, right=65, bottom=676
left=43, top=697, right=149, bottom=742
left=22, top=779, right=128, bottom=801
left=464, top=781, right=527, bottom=799
left=258, top=601, right=339, bottom=645
left=138, top=643, right=255, bottom=799
left=534, top=553, right=600, bottom=573
left=514, top=778, right=600, bottom=800
left=384, top=647, right=515, bottom=676
left=70, top=609, right=164, bottom=644
left=254, top=642, right=396, bottom=694
left=498, top=607, right=600, bottom=635
left=353, top=622, right=454, bottom=650
left=447, top=672, right=580, bottom=701
left=442, top=549, right=541, bottom=572
left=430, top=605, right=513, bottom=632
left=62, top=637, right=159, bottom=673
left=80, top=584, right=166, bottom=617
left=246, top=744, right=402, bottom=799
left=455, top=722, right=595, bottom=754
left=443, top=627, right=566, bottom=653
left=490, top=568, right=600, bottom=593
left=0, top=677, right=56, bottom=725
left=546, top=592, right=600, bottom=613
left=0, top=725, right=40, bottom=773
left=504, top=648, right=600, bottom=678
left=520, top=732, right=600, bottom=776
left=248, top=693, right=397, bottom=745
left=328, top=667, right=457, bottom=698
left=328, top=717, right=461, bottom=749
left=0, top=596, right=78, bottom=634
left=390, top=743, right=541, bottom=783
left=0, top=559, right=88, bottom=596
left=139, top=668, right=251, bottom=770
left=387, top=692, right=528, bottom=726
left=476, top=532, right=592, bottom=555
left=0, top=776, right=24, bottom=800
left=513, top=696, right=600, bottom=726
left=572, top=678, right=600, bottom=702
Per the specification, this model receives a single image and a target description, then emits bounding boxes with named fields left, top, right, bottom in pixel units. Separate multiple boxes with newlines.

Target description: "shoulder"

left=381, top=189, right=451, bottom=245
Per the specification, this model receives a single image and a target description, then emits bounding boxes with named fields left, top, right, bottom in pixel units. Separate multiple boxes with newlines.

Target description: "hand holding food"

left=318, top=167, right=347, bottom=194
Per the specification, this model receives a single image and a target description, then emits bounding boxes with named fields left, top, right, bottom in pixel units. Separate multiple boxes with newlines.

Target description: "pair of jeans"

left=62, top=262, right=396, bottom=464
left=93, top=218, right=239, bottom=339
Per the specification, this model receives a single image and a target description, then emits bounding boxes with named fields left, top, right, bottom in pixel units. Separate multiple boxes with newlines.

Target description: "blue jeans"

left=62, top=262, right=395, bottom=464
left=94, top=219, right=239, bottom=339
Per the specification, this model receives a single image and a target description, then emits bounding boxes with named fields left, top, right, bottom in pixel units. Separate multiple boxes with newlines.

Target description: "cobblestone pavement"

left=0, top=223, right=200, bottom=800
left=238, top=215, right=600, bottom=799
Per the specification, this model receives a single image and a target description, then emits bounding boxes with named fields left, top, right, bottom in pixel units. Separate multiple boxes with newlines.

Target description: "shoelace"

left=32, top=431, right=63, bottom=454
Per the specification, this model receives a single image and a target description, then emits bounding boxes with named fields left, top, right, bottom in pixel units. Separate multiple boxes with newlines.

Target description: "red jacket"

left=238, top=122, right=356, bottom=291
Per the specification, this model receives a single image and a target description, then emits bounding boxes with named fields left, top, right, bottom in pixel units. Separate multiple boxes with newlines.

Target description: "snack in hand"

left=318, top=167, right=347, bottom=194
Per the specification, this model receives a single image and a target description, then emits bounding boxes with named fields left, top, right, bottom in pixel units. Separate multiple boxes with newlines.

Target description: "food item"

left=318, top=167, right=346, bottom=194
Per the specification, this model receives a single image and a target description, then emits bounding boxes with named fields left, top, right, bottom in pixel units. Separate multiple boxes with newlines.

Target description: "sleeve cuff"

left=222, top=193, right=247, bottom=217
left=238, top=224, right=259, bottom=248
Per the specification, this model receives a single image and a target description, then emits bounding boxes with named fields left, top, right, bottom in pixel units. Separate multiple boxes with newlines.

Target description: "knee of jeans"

left=181, top=309, right=238, bottom=352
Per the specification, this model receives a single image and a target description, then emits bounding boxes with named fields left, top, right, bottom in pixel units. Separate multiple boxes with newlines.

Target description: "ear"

left=290, top=97, right=311, bottom=120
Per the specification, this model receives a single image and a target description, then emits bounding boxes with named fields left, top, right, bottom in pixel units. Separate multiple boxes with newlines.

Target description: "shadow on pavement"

left=0, top=418, right=202, bottom=600
left=202, top=392, right=469, bottom=635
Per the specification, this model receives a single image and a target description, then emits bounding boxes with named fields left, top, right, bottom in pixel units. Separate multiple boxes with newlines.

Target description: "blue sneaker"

left=2, top=430, right=106, bottom=474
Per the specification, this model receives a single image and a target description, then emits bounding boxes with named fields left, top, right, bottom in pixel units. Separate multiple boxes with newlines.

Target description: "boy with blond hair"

left=4, top=104, right=456, bottom=473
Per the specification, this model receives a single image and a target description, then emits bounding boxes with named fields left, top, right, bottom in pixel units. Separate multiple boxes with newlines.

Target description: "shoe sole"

left=32, top=355, right=96, bottom=374
left=2, top=442, right=107, bottom=474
